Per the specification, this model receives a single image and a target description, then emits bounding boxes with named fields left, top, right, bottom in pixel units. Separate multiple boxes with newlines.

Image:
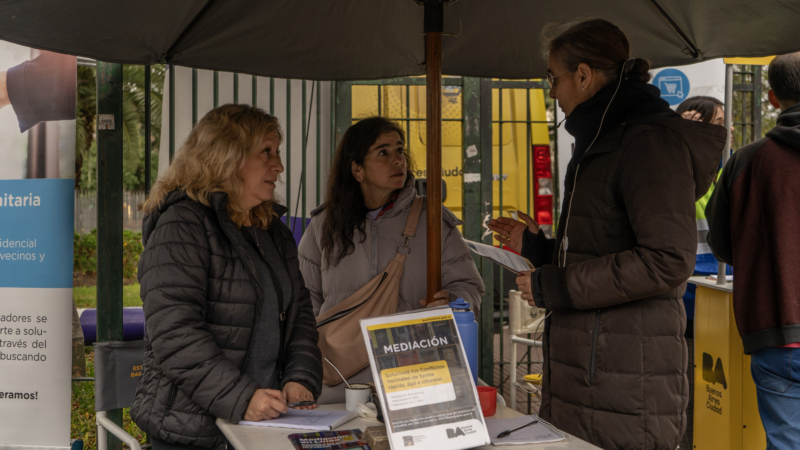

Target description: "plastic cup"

left=345, top=384, right=372, bottom=411
left=476, top=386, right=497, bottom=417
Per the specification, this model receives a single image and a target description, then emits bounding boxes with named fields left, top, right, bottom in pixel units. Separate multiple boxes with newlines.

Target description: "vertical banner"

left=0, top=43, right=76, bottom=450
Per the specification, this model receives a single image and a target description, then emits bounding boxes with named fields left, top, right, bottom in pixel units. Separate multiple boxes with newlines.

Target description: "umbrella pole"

left=425, top=1, right=443, bottom=304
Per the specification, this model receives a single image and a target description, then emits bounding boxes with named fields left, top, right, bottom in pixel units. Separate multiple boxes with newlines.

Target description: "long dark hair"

left=676, top=96, right=724, bottom=122
left=542, top=19, right=651, bottom=83
left=320, top=117, right=414, bottom=267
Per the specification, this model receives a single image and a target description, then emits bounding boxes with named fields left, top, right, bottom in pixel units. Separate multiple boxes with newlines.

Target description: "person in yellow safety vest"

left=675, top=95, right=733, bottom=450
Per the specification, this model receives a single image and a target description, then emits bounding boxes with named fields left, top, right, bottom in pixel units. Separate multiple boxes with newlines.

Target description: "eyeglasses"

left=546, top=68, right=575, bottom=89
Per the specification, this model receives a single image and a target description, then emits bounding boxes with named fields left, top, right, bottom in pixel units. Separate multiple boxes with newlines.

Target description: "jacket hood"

left=646, top=113, right=728, bottom=200
left=141, top=189, right=288, bottom=244
left=766, top=102, right=800, bottom=149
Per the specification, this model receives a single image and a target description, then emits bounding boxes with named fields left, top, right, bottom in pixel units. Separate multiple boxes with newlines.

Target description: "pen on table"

left=497, top=419, right=539, bottom=438
left=287, top=401, right=316, bottom=407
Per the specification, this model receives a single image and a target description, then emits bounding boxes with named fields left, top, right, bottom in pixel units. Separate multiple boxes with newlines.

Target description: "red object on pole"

left=532, top=145, right=553, bottom=233
left=426, top=31, right=443, bottom=304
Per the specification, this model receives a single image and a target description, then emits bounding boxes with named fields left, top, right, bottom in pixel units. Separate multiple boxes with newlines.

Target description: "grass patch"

left=72, top=350, right=146, bottom=450
left=74, top=284, right=143, bottom=309
left=72, top=284, right=145, bottom=449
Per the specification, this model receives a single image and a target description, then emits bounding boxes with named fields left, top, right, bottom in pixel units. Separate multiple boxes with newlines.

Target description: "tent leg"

left=425, top=0, right=443, bottom=303
left=717, top=64, right=734, bottom=286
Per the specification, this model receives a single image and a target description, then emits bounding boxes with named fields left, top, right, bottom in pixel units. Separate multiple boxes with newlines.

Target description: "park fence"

left=74, top=191, right=145, bottom=233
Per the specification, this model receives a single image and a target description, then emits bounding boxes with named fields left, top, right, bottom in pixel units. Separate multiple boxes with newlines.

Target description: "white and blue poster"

left=0, top=44, right=76, bottom=450
left=651, top=59, right=726, bottom=108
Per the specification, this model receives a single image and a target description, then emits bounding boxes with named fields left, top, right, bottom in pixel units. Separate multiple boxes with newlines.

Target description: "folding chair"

left=93, top=340, right=145, bottom=450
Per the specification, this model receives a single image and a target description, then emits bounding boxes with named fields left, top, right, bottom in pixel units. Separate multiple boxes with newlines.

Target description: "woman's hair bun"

left=625, top=57, right=652, bottom=82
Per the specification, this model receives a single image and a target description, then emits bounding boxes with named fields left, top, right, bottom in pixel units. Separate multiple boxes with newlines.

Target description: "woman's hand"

left=516, top=270, right=536, bottom=307
left=487, top=211, right=539, bottom=254
left=420, top=289, right=451, bottom=308
left=243, top=389, right=289, bottom=421
left=283, top=381, right=317, bottom=410
left=681, top=110, right=703, bottom=121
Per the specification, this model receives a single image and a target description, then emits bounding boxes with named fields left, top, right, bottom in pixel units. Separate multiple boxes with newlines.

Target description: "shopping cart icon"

left=658, top=76, right=685, bottom=99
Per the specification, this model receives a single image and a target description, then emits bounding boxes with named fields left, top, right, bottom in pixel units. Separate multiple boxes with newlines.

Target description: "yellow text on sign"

left=381, top=360, right=452, bottom=394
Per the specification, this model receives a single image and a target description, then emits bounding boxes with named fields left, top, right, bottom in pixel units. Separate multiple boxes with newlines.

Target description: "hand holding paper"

left=487, top=211, right=539, bottom=254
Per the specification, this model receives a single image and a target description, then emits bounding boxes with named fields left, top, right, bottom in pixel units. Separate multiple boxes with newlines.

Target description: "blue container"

left=450, top=298, right=478, bottom=384
left=79, top=307, right=145, bottom=345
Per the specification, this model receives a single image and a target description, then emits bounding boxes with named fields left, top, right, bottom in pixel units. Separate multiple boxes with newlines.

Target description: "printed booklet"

left=360, top=308, right=490, bottom=450
left=288, top=429, right=370, bottom=450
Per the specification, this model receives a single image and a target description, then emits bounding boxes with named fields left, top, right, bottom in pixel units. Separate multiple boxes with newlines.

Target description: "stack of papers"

left=240, top=409, right=359, bottom=431
left=484, top=415, right=566, bottom=446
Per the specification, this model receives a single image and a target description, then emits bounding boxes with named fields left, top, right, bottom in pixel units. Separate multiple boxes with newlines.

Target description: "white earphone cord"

left=559, top=58, right=635, bottom=268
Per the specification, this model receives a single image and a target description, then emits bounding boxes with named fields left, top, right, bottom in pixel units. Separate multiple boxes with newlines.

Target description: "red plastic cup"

left=476, top=386, right=497, bottom=417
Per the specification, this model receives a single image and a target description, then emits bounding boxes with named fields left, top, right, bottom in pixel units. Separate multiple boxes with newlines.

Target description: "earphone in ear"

left=559, top=57, right=637, bottom=268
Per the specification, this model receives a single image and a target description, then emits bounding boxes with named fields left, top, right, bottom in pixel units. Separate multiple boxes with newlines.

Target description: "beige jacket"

left=298, top=178, right=484, bottom=317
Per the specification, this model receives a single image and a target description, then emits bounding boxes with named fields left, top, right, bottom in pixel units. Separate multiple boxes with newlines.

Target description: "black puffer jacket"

left=130, top=190, right=322, bottom=449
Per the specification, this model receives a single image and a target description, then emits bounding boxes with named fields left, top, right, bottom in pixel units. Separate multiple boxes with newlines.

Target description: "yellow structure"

left=351, top=82, right=550, bottom=223
left=691, top=276, right=765, bottom=450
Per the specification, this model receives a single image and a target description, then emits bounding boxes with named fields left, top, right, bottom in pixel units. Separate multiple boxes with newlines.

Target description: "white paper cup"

left=345, top=384, right=372, bottom=411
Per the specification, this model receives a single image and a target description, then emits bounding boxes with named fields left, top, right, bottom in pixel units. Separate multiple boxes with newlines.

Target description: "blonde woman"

left=131, top=105, right=322, bottom=450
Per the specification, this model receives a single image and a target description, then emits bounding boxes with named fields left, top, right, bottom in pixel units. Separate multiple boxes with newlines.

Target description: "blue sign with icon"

left=653, top=68, right=690, bottom=106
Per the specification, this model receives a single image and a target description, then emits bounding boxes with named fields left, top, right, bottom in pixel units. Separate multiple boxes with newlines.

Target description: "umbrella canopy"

left=1, top=0, right=798, bottom=80
left=4, top=0, right=798, bottom=301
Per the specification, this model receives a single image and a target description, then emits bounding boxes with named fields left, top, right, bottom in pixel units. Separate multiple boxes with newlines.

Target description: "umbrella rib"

left=163, top=0, right=217, bottom=63
left=647, top=0, right=702, bottom=60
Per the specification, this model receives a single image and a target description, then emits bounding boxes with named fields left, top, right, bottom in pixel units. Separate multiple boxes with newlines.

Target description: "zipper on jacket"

left=316, top=272, right=388, bottom=328
left=589, top=309, right=601, bottom=386
left=164, top=384, right=178, bottom=416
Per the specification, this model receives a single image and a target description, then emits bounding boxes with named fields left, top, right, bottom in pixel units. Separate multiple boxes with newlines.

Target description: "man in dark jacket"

left=706, top=52, right=800, bottom=449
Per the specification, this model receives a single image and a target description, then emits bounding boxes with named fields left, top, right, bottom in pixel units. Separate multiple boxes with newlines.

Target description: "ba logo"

left=446, top=427, right=466, bottom=439
left=702, top=352, right=728, bottom=389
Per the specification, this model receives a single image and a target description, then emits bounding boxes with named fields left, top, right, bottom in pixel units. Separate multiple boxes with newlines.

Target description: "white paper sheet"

left=240, top=408, right=358, bottom=431
left=463, top=239, right=534, bottom=274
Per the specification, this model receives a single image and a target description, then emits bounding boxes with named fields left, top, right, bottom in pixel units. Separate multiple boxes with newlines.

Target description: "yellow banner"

left=381, top=360, right=453, bottom=393
left=723, top=56, right=775, bottom=65
left=366, top=314, right=453, bottom=331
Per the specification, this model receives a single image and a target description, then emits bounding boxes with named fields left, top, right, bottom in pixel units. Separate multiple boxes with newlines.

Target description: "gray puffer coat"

left=130, top=190, right=322, bottom=449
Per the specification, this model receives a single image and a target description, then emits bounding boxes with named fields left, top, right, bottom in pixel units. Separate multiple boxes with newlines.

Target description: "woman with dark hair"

left=676, top=95, right=724, bottom=125
left=488, top=19, right=727, bottom=449
left=298, top=116, right=484, bottom=402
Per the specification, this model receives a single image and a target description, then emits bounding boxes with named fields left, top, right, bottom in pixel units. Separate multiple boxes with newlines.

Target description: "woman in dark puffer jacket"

left=488, top=19, right=726, bottom=450
left=131, top=104, right=322, bottom=449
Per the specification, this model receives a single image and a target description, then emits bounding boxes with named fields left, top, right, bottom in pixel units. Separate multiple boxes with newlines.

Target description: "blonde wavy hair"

left=144, top=104, right=283, bottom=228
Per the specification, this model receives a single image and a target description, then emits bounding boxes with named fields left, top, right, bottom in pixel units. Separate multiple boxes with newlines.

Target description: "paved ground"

left=492, top=327, right=544, bottom=415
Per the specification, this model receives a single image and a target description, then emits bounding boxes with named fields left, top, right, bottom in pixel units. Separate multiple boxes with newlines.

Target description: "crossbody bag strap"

left=396, top=196, right=424, bottom=259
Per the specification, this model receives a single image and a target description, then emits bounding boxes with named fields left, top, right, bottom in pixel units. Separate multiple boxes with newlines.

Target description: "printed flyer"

left=360, top=308, right=489, bottom=450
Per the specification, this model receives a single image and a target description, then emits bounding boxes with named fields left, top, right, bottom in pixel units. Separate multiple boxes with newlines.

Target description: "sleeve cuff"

left=522, top=229, right=553, bottom=267
left=538, top=265, right=574, bottom=310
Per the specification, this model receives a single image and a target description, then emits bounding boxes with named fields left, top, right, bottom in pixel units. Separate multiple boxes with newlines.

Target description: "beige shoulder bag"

left=316, top=196, right=424, bottom=386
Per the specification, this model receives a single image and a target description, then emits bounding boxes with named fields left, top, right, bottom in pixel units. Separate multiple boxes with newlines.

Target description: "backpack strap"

left=397, top=196, right=423, bottom=258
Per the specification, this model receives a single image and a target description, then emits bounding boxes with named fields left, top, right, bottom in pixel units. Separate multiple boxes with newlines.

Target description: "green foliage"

left=73, top=284, right=143, bottom=309
left=73, top=230, right=143, bottom=279
left=76, top=65, right=165, bottom=192
left=73, top=230, right=98, bottom=276
left=122, top=230, right=144, bottom=279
